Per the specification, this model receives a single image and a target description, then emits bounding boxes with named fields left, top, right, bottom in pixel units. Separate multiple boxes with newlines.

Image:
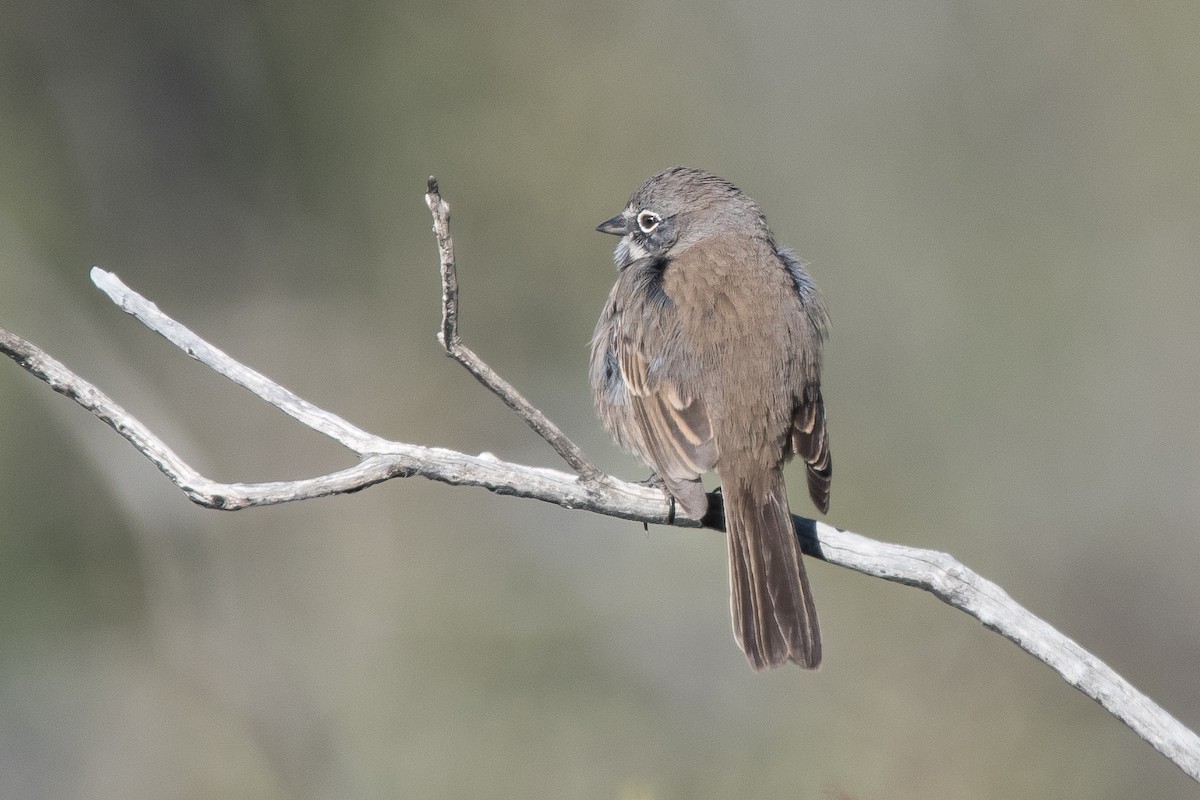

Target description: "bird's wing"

left=618, top=340, right=716, bottom=477
left=615, top=327, right=717, bottom=519
left=789, top=386, right=831, bottom=514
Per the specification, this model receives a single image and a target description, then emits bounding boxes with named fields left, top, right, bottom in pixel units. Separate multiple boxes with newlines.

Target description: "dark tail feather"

left=726, top=472, right=821, bottom=670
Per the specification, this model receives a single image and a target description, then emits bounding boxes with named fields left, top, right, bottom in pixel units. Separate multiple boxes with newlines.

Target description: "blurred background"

left=2, top=1, right=1198, bottom=798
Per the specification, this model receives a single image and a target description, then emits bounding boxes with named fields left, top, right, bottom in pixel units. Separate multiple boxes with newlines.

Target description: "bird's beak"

left=596, top=214, right=628, bottom=236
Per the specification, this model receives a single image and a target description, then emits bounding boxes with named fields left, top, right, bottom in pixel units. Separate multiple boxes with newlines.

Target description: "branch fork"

left=424, top=176, right=604, bottom=486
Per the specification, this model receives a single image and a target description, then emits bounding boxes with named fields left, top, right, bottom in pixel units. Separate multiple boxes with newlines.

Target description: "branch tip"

left=90, top=266, right=116, bottom=291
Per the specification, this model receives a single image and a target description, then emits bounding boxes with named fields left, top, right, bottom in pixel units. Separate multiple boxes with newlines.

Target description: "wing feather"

left=790, top=387, right=832, bottom=514
left=615, top=327, right=716, bottom=519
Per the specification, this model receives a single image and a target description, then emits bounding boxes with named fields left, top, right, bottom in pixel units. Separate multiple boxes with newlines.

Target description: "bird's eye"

left=636, top=210, right=661, bottom=234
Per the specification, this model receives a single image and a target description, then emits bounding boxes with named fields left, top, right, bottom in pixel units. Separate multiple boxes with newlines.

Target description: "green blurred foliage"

left=2, top=1, right=1199, bottom=798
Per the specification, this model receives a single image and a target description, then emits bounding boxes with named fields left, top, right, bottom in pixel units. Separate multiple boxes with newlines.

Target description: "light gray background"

left=2, top=2, right=1198, bottom=798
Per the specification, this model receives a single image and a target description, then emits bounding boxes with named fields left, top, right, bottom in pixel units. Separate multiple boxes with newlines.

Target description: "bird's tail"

left=725, top=471, right=821, bottom=670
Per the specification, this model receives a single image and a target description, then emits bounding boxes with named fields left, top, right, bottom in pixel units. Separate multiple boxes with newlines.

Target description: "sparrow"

left=590, top=166, right=831, bottom=669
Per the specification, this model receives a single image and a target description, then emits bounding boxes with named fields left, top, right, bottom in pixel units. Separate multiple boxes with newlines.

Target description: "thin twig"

left=0, top=178, right=1196, bottom=784
left=0, top=322, right=662, bottom=516
left=424, top=176, right=603, bottom=482
left=91, top=269, right=391, bottom=455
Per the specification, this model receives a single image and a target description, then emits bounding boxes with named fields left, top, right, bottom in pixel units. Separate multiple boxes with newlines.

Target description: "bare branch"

left=0, top=323, right=665, bottom=515
left=812, top=522, right=1200, bottom=781
left=424, top=176, right=603, bottom=482
left=90, top=268, right=390, bottom=455
left=0, top=178, right=1196, bottom=784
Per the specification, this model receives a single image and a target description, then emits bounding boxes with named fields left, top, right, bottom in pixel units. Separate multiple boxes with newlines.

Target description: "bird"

left=590, top=166, right=831, bottom=670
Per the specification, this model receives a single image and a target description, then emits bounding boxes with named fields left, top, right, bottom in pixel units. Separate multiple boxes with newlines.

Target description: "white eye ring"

left=636, top=210, right=661, bottom=234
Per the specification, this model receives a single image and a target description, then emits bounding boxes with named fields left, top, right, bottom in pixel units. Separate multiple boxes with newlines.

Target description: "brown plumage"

left=590, top=167, right=831, bottom=670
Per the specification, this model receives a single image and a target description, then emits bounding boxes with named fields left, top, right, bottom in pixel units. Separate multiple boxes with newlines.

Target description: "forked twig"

left=424, top=176, right=603, bottom=482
